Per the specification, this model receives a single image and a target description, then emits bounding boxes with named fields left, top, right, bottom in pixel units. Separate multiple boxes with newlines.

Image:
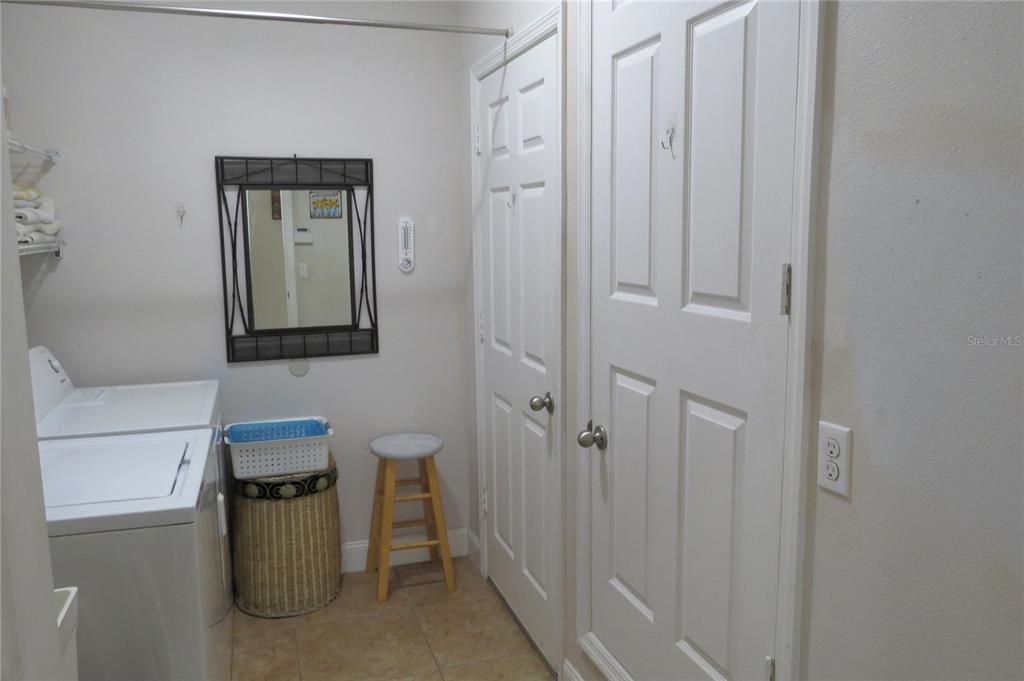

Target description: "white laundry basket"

left=225, top=417, right=332, bottom=479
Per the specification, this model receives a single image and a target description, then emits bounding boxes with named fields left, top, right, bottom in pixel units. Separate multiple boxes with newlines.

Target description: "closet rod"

left=0, top=0, right=513, bottom=37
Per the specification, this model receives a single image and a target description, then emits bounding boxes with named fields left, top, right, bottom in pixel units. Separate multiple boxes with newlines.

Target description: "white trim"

left=471, top=38, right=490, bottom=583
left=573, top=0, right=593, bottom=642
left=775, top=2, right=824, bottom=680
left=469, top=3, right=565, bottom=668
left=470, top=5, right=560, bottom=80
left=466, top=527, right=483, bottom=574
left=340, top=528, right=468, bottom=574
left=560, top=658, right=586, bottom=681
left=579, top=633, right=634, bottom=681
left=278, top=191, right=299, bottom=327
left=572, top=3, right=822, bottom=680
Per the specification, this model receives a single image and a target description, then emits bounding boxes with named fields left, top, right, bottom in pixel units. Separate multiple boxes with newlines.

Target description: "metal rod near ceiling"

left=0, top=0, right=513, bottom=37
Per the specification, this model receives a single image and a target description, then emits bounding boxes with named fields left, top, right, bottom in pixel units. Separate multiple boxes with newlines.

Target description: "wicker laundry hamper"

left=232, top=457, right=341, bottom=617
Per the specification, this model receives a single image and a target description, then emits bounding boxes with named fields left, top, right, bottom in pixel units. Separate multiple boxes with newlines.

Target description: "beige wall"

left=5, top=0, right=476, bottom=546
left=803, top=3, right=1022, bottom=679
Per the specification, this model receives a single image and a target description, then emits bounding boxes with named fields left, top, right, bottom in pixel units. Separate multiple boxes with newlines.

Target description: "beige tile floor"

left=232, top=558, right=555, bottom=681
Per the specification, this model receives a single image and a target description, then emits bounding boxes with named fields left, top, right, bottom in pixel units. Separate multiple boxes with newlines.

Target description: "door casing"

left=571, top=2, right=824, bottom=680
left=470, top=3, right=565, bottom=667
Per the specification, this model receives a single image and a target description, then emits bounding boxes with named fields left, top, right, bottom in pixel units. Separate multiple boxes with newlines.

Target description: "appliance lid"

left=38, top=428, right=215, bottom=536
left=40, top=437, right=187, bottom=507
left=36, top=379, right=220, bottom=439
left=29, top=346, right=75, bottom=423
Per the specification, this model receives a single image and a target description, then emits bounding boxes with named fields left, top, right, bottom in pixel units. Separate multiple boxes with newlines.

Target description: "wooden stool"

left=365, top=433, right=455, bottom=601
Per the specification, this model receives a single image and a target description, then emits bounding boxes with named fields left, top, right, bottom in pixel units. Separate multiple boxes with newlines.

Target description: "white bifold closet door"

left=477, top=33, right=561, bottom=667
left=582, top=1, right=802, bottom=680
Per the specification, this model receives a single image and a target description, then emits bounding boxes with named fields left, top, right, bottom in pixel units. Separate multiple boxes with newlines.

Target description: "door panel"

left=584, top=1, right=802, bottom=680
left=489, top=189, right=512, bottom=354
left=522, top=414, right=549, bottom=598
left=492, top=393, right=514, bottom=556
left=477, top=31, right=561, bottom=667
left=611, top=38, right=659, bottom=303
left=519, top=183, right=549, bottom=372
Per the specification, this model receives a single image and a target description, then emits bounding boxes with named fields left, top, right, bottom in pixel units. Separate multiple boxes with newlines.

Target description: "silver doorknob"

left=529, top=392, right=555, bottom=414
left=577, top=420, right=608, bottom=450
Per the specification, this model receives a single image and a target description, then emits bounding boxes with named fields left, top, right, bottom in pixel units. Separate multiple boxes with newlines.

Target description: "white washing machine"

left=29, top=346, right=220, bottom=440
left=29, top=347, right=232, bottom=680
left=40, top=429, right=232, bottom=681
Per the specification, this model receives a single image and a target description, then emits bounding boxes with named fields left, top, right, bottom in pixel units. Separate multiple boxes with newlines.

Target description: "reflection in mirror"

left=245, top=189, right=354, bottom=330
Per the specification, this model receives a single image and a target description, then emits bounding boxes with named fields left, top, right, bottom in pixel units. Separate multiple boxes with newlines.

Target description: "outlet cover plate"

left=818, top=420, right=851, bottom=498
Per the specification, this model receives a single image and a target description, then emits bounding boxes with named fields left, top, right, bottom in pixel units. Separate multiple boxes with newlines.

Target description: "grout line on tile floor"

left=407, top=574, right=445, bottom=677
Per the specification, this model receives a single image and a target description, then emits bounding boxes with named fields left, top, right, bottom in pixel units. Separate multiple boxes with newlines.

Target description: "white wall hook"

left=660, top=121, right=677, bottom=159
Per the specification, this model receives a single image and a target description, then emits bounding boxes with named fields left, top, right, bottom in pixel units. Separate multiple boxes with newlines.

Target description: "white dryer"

left=40, top=429, right=231, bottom=681
left=29, top=346, right=220, bottom=440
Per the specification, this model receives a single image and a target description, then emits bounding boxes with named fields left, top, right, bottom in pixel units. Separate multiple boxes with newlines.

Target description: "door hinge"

left=478, top=312, right=486, bottom=344
left=481, top=488, right=488, bottom=515
left=780, top=263, right=792, bottom=316
left=766, top=656, right=776, bottom=681
left=473, top=124, right=481, bottom=156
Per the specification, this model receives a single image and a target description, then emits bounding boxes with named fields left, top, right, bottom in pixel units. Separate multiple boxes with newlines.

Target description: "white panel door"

left=583, top=1, right=802, bottom=680
left=476, top=33, right=561, bottom=666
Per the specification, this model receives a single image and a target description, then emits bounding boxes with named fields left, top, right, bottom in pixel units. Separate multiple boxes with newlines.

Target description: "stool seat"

left=370, top=433, right=443, bottom=460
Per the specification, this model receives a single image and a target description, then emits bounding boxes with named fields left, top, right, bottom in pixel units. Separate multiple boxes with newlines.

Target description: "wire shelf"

left=8, top=139, right=60, bottom=164
left=17, top=239, right=63, bottom=257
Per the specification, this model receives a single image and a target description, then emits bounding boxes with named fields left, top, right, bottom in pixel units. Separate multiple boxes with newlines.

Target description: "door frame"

left=469, top=0, right=564, bottom=662
left=572, top=2, right=825, bottom=680
left=279, top=191, right=300, bottom=327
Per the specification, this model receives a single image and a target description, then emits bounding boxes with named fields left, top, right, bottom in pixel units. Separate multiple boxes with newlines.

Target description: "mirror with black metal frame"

left=216, top=156, right=378, bottom=363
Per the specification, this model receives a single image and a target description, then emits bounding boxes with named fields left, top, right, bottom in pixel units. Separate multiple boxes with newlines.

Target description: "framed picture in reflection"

left=310, top=190, right=343, bottom=219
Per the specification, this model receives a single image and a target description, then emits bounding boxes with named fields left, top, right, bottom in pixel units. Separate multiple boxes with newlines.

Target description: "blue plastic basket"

left=226, top=418, right=327, bottom=443
left=225, top=417, right=332, bottom=479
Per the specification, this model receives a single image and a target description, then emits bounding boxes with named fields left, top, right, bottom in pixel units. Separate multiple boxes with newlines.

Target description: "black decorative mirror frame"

left=216, top=156, right=378, bottom=363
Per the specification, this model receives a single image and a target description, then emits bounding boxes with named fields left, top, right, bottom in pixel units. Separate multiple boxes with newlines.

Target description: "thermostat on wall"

left=398, top=218, right=415, bottom=273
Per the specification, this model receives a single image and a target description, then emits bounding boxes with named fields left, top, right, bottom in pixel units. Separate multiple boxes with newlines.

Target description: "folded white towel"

left=36, top=218, right=62, bottom=236
left=14, top=196, right=55, bottom=224
left=17, top=219, right=62, bottom=237
left=14, top=199, right=40, bottom=208
left=17, top=231, right=56, bottom=244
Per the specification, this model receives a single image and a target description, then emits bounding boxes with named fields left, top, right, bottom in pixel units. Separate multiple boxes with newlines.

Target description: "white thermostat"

left=398, top=217, right=415, bottom=273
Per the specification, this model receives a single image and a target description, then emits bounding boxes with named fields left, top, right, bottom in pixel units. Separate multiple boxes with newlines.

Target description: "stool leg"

left=365, top=459, right=385, bottom=574
left=377, top=460, right=397, bottom=602
left=418, top=458, right=441, bottom=564
left=424, top=456, right=456, bottom=592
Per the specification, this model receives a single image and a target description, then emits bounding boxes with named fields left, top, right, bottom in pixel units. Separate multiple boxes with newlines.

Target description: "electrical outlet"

left=817, top=421, right=851, bottom=498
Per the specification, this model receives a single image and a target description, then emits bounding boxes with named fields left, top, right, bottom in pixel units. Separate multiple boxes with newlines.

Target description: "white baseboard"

left=560, top=659, right=585, bottom=681
left=340, top=528, right=469, bottom=573
left=466, top=528, right=483, bottom=572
